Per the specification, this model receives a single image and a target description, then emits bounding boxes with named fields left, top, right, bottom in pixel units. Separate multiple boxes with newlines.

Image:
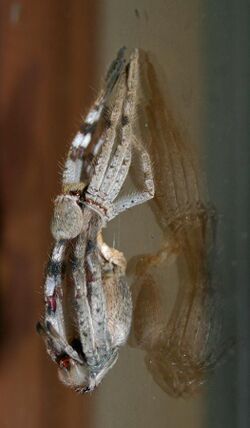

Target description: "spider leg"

left=62, top=47, right=127, bottom=193
left=84, top=214, right=111, bottom=352
left=94, top=49, right=139, bottom=200
left=99, top=51, right=155, bottom=218
left=105, top=46, right=127, bottom=95
left=70, top=211, right=97, bottom=365
left=98, top=134, right=131, bottom=200
left=109, top=49, right=154, bottom=214
left=85, top=129, right=132, bottom=222
left=38, top=240, right=83, bottom=362
left=115, top=137, right=155, bottom=213
left=84, top=49, right=154, bottom=222
left=113, top=135, right=155, bottom=215
left=43, top=241, right=67, bottom=338
left=71, top=210, right=111, bottom=366
left=37, top=321, right=83, bottom=364
left=86, top=73, right=127, bottom=196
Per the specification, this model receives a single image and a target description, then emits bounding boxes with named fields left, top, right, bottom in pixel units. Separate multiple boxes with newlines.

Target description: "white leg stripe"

left=72, top=132, right=92, bottom=149
left=45, top=276, right=56, bottom=296
left=85, top=108, right=102, bottom=124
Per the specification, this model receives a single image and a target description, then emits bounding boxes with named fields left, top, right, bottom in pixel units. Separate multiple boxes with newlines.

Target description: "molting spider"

left=37, top=48, right=155, bottom=393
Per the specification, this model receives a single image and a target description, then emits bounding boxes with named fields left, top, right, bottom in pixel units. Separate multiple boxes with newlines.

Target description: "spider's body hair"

left=62, top=47, right=127, bottom=194
left=37, top=48, right=155, bottom=392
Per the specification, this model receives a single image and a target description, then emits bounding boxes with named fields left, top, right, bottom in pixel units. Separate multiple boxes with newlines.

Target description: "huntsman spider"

left=37, top=48, right=155, bottom=393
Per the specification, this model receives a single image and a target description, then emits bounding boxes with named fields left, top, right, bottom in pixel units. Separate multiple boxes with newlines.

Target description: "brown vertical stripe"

left=0, top=1, right=99, bottom=427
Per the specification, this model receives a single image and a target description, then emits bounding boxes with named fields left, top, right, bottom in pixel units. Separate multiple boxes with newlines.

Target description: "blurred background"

left=0, top=1, right=249, bottom=427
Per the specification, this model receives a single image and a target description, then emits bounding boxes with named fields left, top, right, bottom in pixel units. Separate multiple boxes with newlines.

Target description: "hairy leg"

left=37, top=241, right=83, bottom=363
left=71, top=209, right=113, bottom=366
left=86, top=73, right=127, bottom=197
left=113, top=138, right=154, bottom=217
left=62, top=47, right=127, bottom=193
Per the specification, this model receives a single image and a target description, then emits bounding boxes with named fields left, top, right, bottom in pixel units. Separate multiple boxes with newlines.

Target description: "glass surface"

left=0, top=1, right=249, bottom=427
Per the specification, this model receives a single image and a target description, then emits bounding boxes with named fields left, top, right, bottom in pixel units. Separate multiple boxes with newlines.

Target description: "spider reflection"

left=128, top=51, right=226, bottom=398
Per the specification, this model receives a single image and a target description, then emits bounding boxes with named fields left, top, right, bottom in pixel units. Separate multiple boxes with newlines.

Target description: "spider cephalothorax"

left=37, top=48, right=155, bottom=392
